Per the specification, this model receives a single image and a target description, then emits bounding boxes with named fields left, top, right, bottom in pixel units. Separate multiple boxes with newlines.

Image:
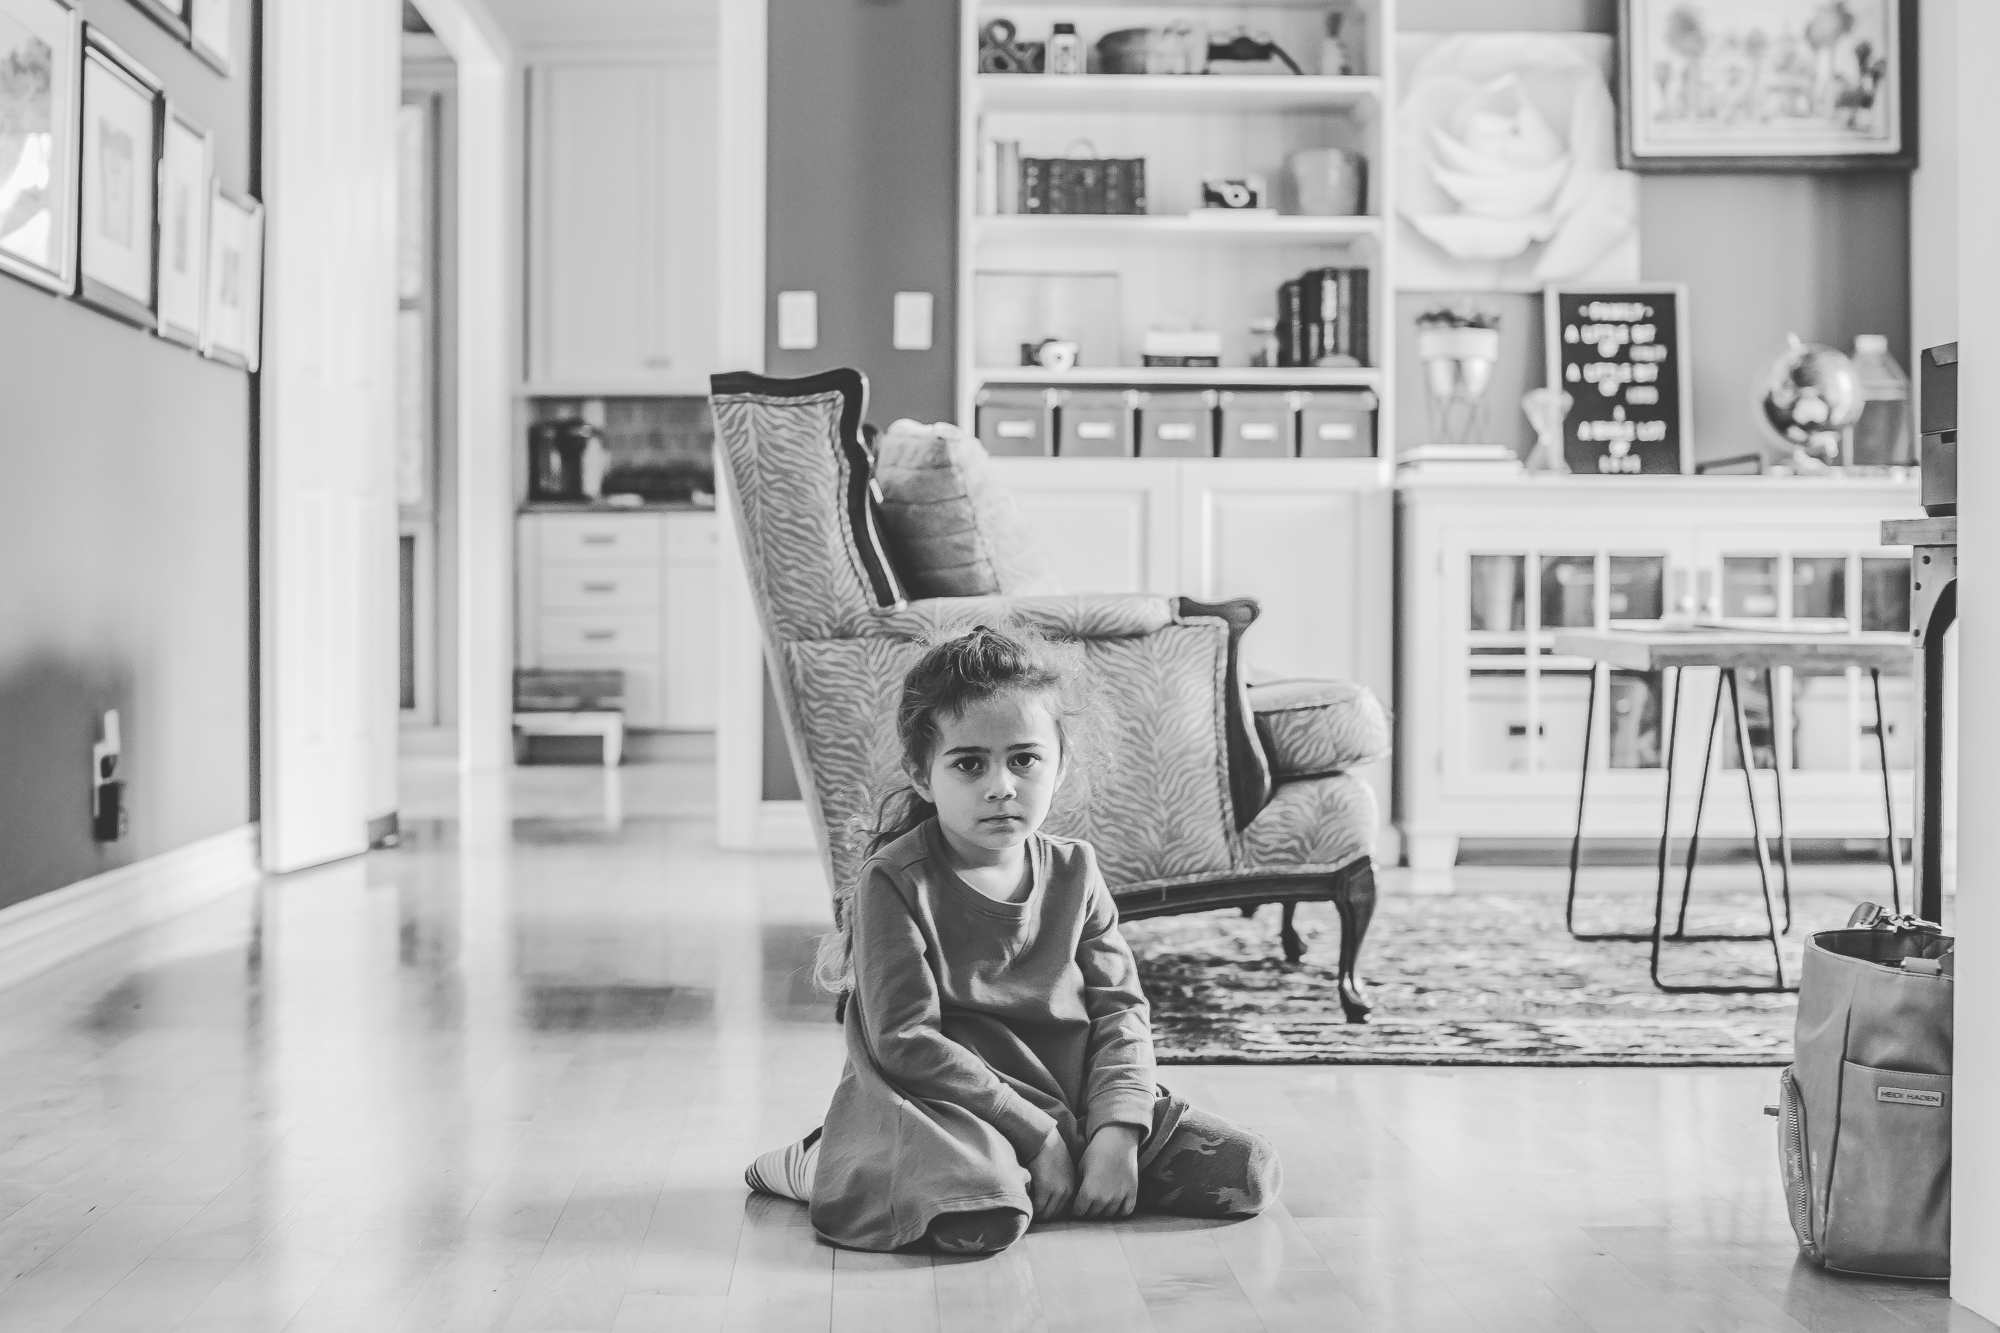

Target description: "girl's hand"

left=1026, top=1131, right=1077, bottom=1220
left=1071, top=1124, right=1143, bottom=1219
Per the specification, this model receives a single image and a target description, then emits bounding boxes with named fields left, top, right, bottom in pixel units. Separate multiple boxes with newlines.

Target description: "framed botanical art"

left=156, top=104, right=207, bottom=345
left=127, top=0, right=188, bottom=42
left=0, top=0, right=83, bottom=295
left=78, top=28, right=161, bottom=327
left=1618, top=0, right=1917, bottom=172
left=188, top=0, right=228, bottom=74
left=203, top=182, right=261, bottom=370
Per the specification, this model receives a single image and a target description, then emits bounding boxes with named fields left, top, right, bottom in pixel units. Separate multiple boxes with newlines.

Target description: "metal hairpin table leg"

left=1649, top=668, right=1797, bottom=994
left=1672, top=669, right=1728, bottom=938
left=1872, top=667, right=1904, bottom=915
left=1764, top=669, right=1795, bottom=933
left=1562, top=666, right=1600, bottom=937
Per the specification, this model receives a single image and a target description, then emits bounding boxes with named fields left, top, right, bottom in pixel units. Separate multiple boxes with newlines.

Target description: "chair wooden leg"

left=1333, top=866, right=1376, bottom=1023
left=1279, top=901, right=1305, bottom=963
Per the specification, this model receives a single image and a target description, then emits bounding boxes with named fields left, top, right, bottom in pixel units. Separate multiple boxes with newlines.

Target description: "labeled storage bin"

left=1218, top=390, right=1297, bottom=458
left=975, top=386, right=1056, bottom=456
left=1136, top=389, right=1217, bottom=458
left=1297, top=389, right=1377, bottom=458
left=1055, top=389, right=1136, bottom=457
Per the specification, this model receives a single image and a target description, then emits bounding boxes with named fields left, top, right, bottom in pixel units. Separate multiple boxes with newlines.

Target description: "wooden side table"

left=1552, top=628, right=1913, bottom=993
left=1883, top=516, right=1956, bottom=924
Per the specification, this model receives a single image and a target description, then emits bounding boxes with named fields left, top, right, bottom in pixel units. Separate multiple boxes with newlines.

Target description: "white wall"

left=1951, top=0, right=1999, bottom=1314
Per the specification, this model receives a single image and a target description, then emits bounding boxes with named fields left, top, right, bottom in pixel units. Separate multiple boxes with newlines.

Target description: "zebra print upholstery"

left=1249, top=679, right=1392, bottom=780
left=710, top=369, right=1384, bottom=985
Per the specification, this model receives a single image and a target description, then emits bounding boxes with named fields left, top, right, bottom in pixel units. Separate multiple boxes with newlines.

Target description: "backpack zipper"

left=1780, top=1069, right=1817, bottom=1258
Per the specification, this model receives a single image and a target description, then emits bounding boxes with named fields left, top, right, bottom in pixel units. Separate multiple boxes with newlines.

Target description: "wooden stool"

left=512, top=710, right=625, bottom=767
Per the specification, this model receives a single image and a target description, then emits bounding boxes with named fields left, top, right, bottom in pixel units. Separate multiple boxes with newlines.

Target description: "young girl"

left=745, top=625, right=1281, bottom=1254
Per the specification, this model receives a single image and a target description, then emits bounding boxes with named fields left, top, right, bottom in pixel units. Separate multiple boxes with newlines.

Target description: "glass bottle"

left=1849, top=334, right=1913, bottom=468
left=1047, top=23, right=1084, bottom=75
left=1249, top=316, right=1279, bottom=368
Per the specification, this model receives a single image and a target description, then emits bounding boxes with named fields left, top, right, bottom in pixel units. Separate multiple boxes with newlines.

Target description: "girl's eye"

left=1010, top=753, right=1040, bottom=771
left=952, top=757, right=983, bottom=775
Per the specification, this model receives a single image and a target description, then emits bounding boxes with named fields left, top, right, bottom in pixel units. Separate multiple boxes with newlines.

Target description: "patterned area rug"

left=1126, top=884, right=1879, bottom=1067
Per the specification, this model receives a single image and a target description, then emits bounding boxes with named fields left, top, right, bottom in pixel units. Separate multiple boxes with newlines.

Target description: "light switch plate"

left=892, top=291, right=933, bottom=351
left=777, top=290, right=818, bottom=350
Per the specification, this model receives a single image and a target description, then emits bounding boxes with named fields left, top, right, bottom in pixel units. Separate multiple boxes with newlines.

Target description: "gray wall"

left=1396, top=0, right=1912, bottom=464
left=0, top=1, right=259, bottom=909
left=764, top=0, right=958, bottom=424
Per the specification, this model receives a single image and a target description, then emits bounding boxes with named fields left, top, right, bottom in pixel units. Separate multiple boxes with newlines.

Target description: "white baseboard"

left=0, top=825, right=261, bottom=994
left=756, top=800, right=818, bottom=851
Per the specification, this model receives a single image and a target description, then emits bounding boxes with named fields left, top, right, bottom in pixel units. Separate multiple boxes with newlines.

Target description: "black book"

left=1021, top=158, right=1048, bottom=214
left=1311, top=268, right=1342, bottom=366
left=1071, top=158, right=1105, bottom=214
left=1346, top=267, right=1371, bottom=365
left=1104, top=160, right=1132, bottom=214
left=1126, top=159, right=1147, bottom=214
left=1277, top=279, right=1306, bottom=368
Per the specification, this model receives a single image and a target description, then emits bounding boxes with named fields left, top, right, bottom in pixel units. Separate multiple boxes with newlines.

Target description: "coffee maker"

left=528, top=418, right=603, bottom=502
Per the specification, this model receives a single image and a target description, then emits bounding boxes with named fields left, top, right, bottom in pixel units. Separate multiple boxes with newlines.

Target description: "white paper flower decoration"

left=1396, top=33, right=1640, bottom=290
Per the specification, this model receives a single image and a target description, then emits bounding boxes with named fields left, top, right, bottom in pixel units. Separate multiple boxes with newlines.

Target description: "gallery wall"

left=0, top=0, right=259, bottom=910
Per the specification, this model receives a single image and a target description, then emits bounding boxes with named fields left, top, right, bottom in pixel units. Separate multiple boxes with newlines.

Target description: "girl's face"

left=910, top=690, right=1065, bottom=859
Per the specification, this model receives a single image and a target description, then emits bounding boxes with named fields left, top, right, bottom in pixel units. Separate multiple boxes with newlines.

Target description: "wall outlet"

left=892, top=291, right=933, bottom=350
left=777, top=290, right=818, bottom=350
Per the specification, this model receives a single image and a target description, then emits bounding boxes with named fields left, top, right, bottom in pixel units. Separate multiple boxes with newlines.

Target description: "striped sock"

left=744, top=1127, right=821, bottom=1203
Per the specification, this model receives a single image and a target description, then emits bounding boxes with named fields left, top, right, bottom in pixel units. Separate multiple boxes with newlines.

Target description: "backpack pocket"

left=1776, top=1068, right=1818, bottom=1261
left=1823, top=1061, right=1952, bottom=1279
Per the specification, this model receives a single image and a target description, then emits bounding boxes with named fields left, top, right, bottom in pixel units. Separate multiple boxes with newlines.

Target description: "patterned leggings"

left=928, top=1093, right=1281, bottom=1253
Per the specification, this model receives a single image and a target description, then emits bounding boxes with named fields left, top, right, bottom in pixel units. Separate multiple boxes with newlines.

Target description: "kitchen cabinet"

left=527, top=57, right=717, bottom=393
left=1397, top=475, right=1923, bottom=870
left=517, top=510, right=718, bottom=730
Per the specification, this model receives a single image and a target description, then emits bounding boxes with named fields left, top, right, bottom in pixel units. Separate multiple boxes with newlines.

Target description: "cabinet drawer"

left=541, top=654, right=662, bottom=729
left=537, top=514, right=663, bottom=563
left=538, top=614, right=662, bottom=657
left=539, top=565, right=662, bottom=611
left=664, top=513, right=719, bottom=564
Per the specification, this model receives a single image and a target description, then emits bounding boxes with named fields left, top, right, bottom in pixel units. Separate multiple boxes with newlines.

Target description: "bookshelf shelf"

left=976, top=365, right=1383, bottom=388
left=974, top=214, right=1382, bottom=245
left=976, top=73, right=1384, bottom=115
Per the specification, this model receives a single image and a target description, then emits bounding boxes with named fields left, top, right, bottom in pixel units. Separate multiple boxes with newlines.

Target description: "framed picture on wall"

left=202, top=182, right=261, bottom=370
left=188, top=0, right=229, bottom=74
left=0, top=0, right=84, bottom=295
left=126, top=0, right=188, bottom=42
left=1617, top=0, right=1917, bottom=172
left=77, top=28, right=161, bottom=328
left=155, top=105, right=208, bottom=345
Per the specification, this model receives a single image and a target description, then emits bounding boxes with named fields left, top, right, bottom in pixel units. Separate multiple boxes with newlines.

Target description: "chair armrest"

left=851, top=592, right=1180, bottom=642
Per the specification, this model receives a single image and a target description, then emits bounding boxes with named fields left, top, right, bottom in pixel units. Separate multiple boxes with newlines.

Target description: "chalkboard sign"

left=1544, top=284, right=1692, bottom=475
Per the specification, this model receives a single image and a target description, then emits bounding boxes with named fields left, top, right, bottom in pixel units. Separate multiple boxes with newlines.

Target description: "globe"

left=1757, top=335, right=1866, bottom=468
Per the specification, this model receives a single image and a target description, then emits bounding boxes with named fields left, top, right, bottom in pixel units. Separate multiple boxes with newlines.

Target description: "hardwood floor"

left=0, top=775, right=1984, bottom=1332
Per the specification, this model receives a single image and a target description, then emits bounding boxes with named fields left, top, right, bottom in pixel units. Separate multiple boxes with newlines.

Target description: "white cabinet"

left=518, top=510, right=718, bottom=730
left=527, top=58, right=717, bottom=393
left=1397, top=475, right=1923, bottom=870
left=994, top=457, right=1394, bottom=840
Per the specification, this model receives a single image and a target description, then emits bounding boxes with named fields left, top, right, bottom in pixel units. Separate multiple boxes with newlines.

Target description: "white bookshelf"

left=955, top=0, right=1397, bottom=474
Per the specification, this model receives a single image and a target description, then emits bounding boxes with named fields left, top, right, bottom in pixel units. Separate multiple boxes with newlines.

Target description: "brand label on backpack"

left=1878, top=1086, right=1944, bottom=1107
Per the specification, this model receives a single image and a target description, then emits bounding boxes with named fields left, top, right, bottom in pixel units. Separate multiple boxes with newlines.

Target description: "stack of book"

left=1276, top=267, right=1369, bottom=368
left=1395, top=443, right=1523, bottom=475
left=981, top=141, right=1148, bottom=215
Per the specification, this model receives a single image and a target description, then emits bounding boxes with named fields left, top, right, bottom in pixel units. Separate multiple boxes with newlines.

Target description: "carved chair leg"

left=1333, top=866, right=1376, bottom=1023
left=1279, top=900, right=1306, bottom=962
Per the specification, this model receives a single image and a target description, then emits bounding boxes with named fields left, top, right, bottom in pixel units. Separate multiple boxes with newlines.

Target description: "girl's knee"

left=927, top=1206, right=1028, bottom=1254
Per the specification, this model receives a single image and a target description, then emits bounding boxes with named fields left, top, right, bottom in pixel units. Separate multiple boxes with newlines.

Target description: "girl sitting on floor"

left=745, top=624, right=1280, bottom=1254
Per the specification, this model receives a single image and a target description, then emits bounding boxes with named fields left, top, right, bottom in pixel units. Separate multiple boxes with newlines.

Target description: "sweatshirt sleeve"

left=1074, top=851, right=1158, bottom=1138
left=850, top=862, right=1060, bottom=1161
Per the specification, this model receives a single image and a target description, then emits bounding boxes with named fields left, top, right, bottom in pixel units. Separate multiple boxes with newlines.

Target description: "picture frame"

left=126, top=0, right=187, bottom=43
left=1617, top=0, right=1917, bottom=172
left=188, top=0, right=228, bottom=74
left=1543, top=282, right=1693, bottom=476
left=202, top=181, right=261, bottom=371
left=155, top=104, right=207, bottom=345
left=77, top=27, right=161, bottom=328
left=0, top=0, right=83, bottom=295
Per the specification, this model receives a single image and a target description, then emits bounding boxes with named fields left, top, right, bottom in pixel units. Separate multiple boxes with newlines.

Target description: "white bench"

left=512, top=710, right=625, bottom=767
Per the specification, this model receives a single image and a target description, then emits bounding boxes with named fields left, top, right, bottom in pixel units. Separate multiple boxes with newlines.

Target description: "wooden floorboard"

left=0, top=810, right=1980, bottom=1333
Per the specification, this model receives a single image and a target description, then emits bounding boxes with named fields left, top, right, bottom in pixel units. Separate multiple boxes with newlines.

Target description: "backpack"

left=1772, top=905, right=1955, bottom=1279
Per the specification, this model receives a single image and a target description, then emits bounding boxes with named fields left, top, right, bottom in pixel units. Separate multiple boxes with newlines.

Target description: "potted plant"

left=1415, top=305, right=1502, bottom=445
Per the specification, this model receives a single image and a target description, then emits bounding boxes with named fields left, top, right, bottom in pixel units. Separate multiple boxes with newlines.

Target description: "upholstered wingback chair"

left=710, top=369, right=1388, bottom=1021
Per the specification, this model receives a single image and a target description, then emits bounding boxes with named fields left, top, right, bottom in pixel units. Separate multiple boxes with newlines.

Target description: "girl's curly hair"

left=813, top=622, right=1092, bottom=997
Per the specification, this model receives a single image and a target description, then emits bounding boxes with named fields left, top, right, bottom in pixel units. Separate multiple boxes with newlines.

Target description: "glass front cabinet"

left=1396, top=476, right=1923, bottom=871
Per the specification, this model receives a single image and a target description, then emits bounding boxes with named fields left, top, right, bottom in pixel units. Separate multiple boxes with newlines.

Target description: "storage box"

left=1218, top=390, right=1297, bottom=458
left=1296, top=389, right=1377, bottom=458
left=975, top=386, right=1057, bottom=456
left=1055, top=389, right=1136, bottom=457
left=1135, top=390, right=1217, bottom=458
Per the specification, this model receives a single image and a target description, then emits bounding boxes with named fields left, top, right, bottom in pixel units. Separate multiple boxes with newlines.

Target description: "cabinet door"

left=1176, top=463, right=1390, bottom=685
left=989, top=459, right=1180, bottom=594
left=663, top=562, right=718, bottom=729
left=530, top=60, right=716, bottom=389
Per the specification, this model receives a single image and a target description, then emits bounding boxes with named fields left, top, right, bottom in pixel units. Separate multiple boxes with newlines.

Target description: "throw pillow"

left=871, top=419, right=1062, bottom=600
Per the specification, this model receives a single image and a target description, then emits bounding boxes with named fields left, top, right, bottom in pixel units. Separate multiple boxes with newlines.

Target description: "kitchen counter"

left=519, top=499, right=715, bottom=514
